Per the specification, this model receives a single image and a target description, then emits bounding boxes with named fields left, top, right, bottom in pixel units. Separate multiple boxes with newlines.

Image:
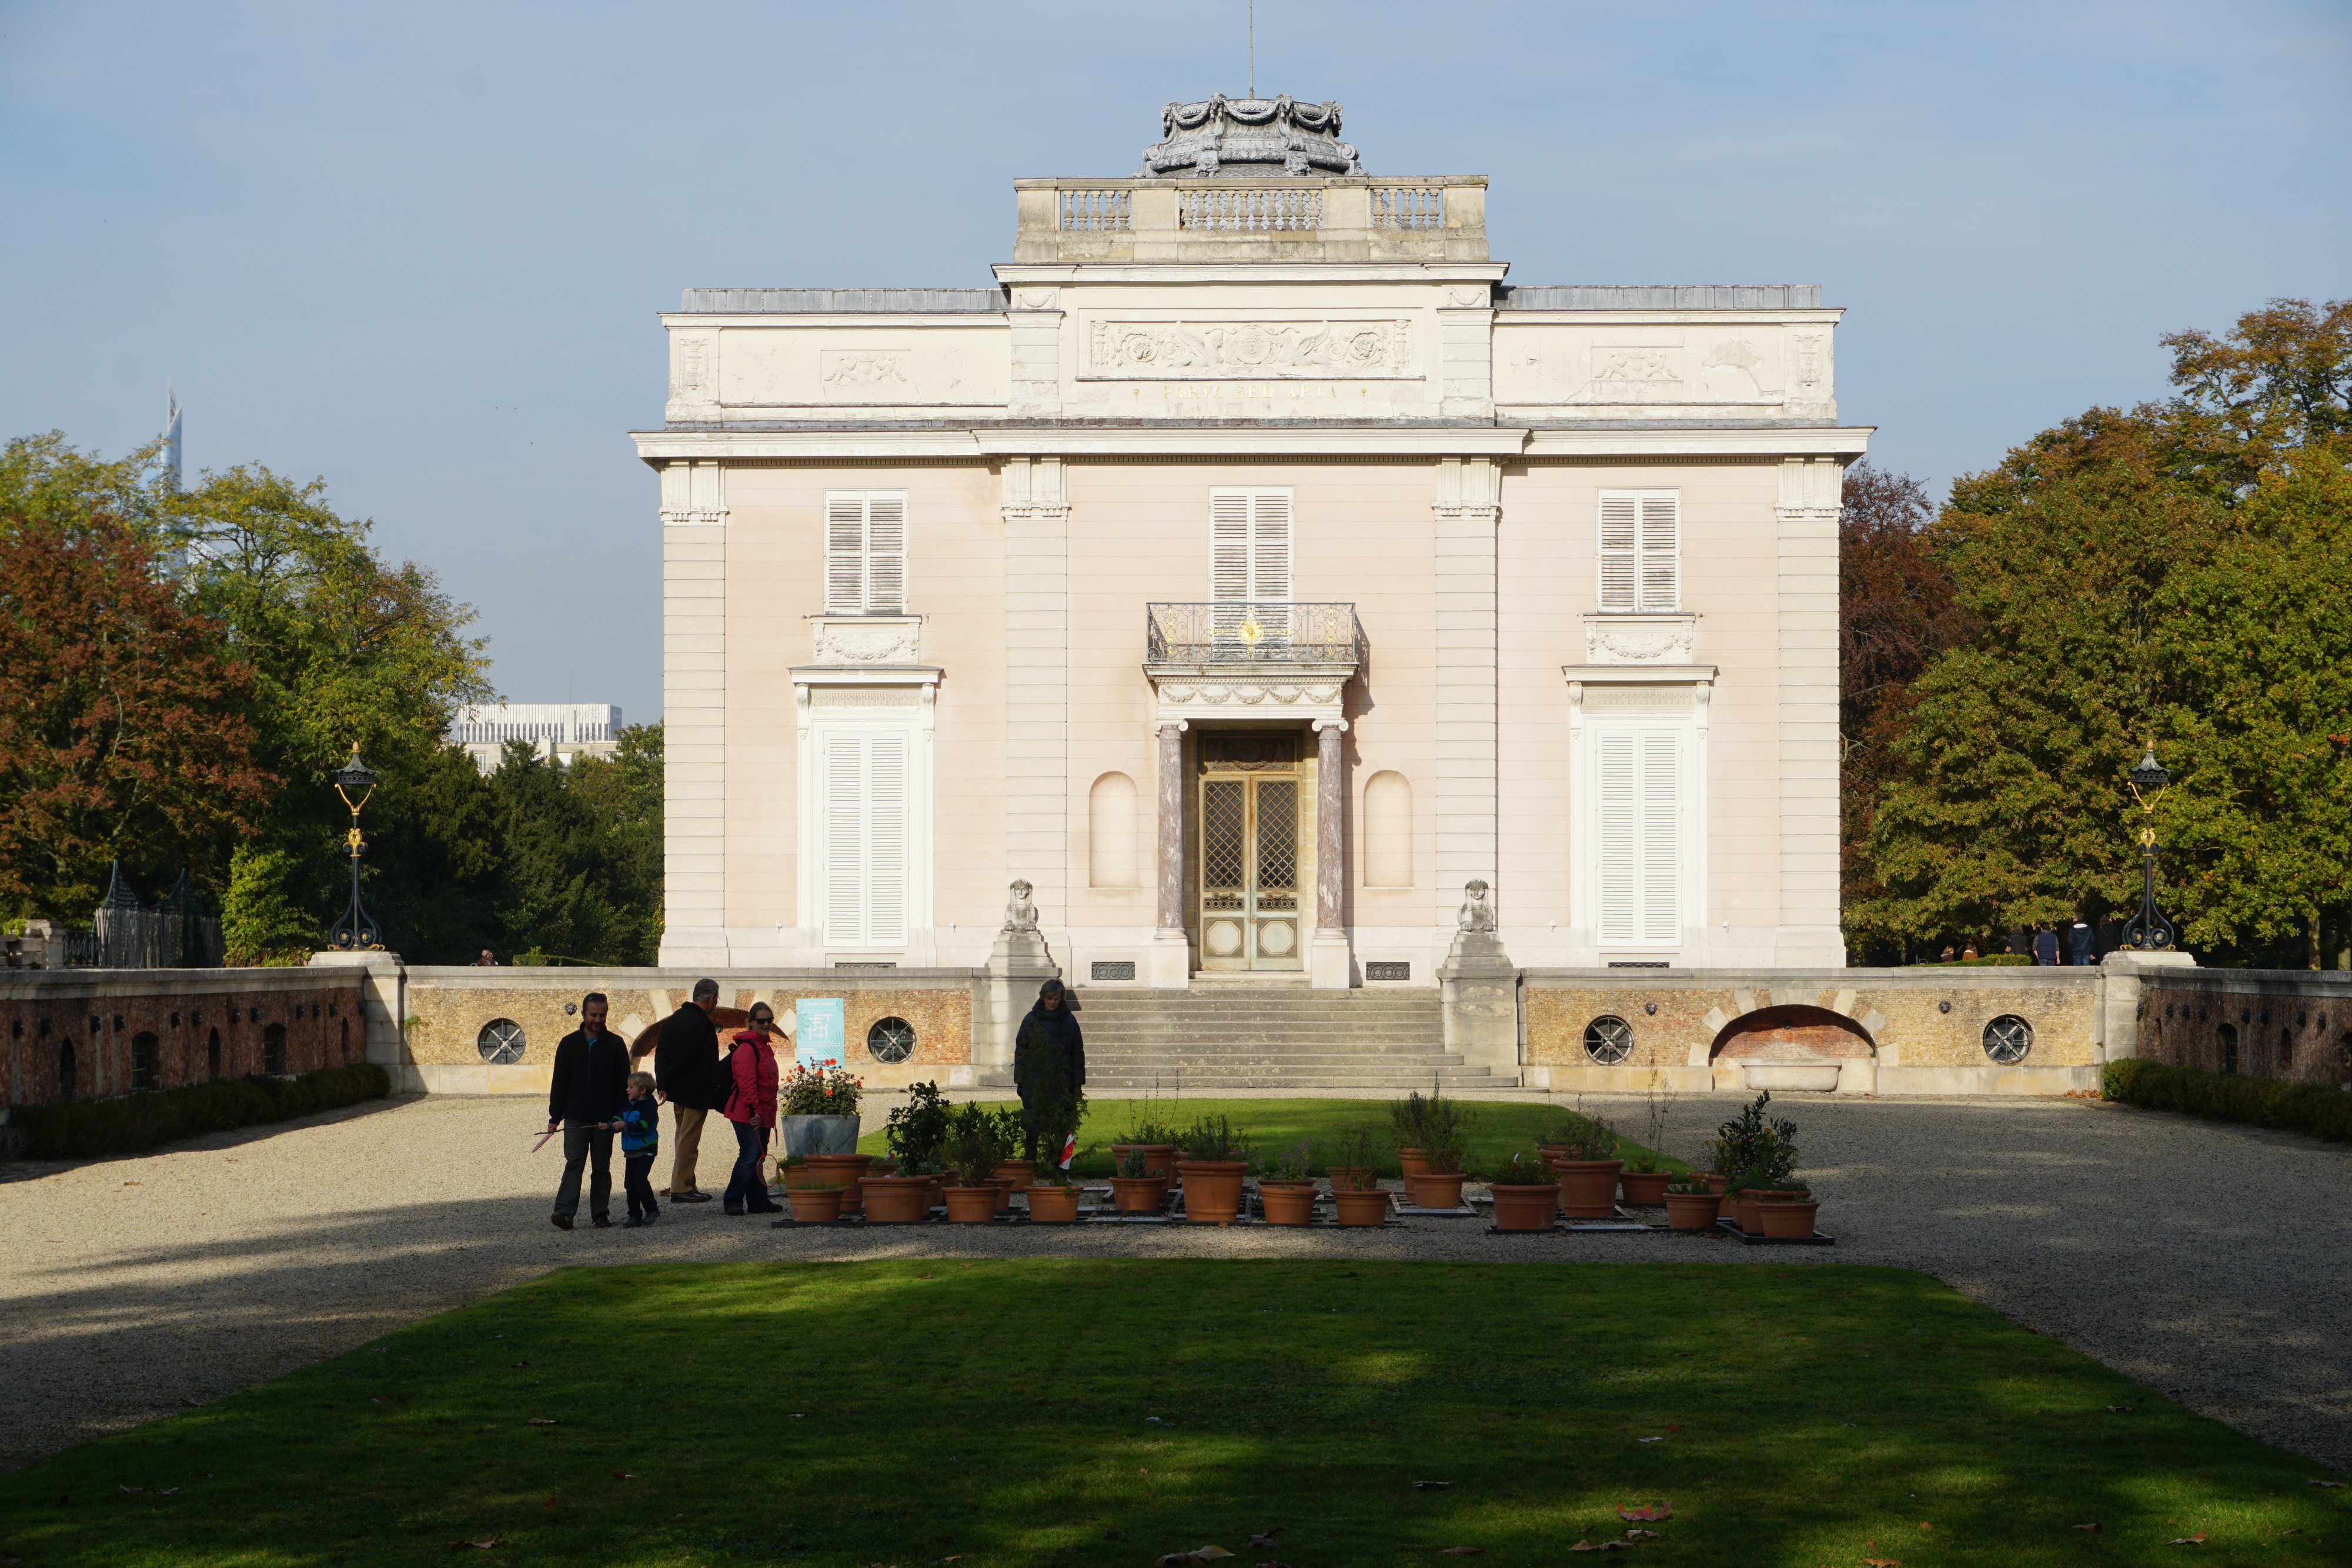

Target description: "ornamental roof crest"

left=1137, top=94, right=1367, bottom=178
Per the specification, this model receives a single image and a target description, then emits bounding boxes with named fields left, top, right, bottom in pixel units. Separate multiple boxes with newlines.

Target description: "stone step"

left=1091, top=1049, right=1468, bottom=1065
left=1087, top=1073, right=1518, bottom=1092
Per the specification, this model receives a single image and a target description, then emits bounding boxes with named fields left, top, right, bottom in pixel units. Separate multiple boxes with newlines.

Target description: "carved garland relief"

left=1085, top=319, right=1415, bottom=380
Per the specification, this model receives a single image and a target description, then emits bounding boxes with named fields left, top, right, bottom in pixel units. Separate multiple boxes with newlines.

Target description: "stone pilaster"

left=1774, top=457, right=1844, bottom=966
left=1007, top=287, right=1063, bottom=417
left=659, top=459, right=730, bottom=966
left=1150, top=720, right=1191, bottom=987
left=1432, top=457, right=1501, bottom=937
left=1003, top=457, right=1071, bottom=951
left=1311, top=717, right=1351, bottom=988
left=1436, top=285, right=1495, bottom=419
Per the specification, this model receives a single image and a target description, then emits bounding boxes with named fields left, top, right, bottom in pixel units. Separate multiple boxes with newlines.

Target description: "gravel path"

left=4, top=1090, right=2347, bottom=1475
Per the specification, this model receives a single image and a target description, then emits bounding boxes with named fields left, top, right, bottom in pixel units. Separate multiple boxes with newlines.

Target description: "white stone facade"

left=633, top=105, right=1869, bottom=982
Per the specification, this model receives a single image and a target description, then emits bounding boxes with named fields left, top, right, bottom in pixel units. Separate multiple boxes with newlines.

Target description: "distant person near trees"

left=1013, top=978, right=1086, bottom=1165
left=718, top=1008, right=781, bottom=1216
left=653, top=979, right=723, bottom=1203
left=546, top=992, right=627, bottom=1230
left=2067, top=918, right=2095, bottom=966
left=2032, top=925, right=2060, bottom=966
left=476, top=949, right=497, bottom=966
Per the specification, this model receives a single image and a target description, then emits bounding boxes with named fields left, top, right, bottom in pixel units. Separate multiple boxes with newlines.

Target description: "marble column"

left=1149, top=720, right=1191, bottom=987
left=1310, top=717, right=1351, bottom=989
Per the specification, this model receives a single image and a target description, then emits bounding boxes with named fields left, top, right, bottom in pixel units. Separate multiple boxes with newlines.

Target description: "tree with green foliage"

left=1847, top=299, right=2352, bottom=967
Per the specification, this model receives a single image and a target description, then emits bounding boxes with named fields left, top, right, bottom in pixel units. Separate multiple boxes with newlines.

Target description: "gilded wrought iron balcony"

left=1145, top=602, right=1363, bottom=666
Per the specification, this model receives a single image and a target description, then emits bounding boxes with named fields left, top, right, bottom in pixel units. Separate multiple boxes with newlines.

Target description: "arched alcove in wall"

left=1363, top=770, right=1412, bottom=887
left=1709, top=1005, right=1876, bottom=1062
left=1089, top=771, right=1138, bottom=888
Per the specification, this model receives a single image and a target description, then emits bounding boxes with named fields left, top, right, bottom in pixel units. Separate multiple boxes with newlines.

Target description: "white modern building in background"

left=632, top=95, right=1870, bottom=984
left=450, top=703, right=624, bottom=773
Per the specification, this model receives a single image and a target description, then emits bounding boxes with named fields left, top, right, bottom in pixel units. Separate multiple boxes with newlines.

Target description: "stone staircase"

left=1071, top=984, right=1518, bottom=1094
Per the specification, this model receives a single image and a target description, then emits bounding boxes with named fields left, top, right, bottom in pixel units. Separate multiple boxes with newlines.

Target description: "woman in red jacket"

left=719, top=1010, right=781, bottom=1215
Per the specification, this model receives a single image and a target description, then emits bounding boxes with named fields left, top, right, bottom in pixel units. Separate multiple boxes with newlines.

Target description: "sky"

left=3, top=1, right=2346, bottom=726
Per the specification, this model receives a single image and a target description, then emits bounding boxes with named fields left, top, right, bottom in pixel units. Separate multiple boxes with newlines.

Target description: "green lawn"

left=861, top=1095, right=1688, bottom=1178
left=3, top=1261, right=2341, bottom=1567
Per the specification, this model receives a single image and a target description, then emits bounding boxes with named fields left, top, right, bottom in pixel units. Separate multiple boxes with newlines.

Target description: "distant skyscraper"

left=163, top=383, right=183, bottom=491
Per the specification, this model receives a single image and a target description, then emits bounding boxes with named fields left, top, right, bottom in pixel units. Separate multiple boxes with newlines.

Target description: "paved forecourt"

left=2, top=1088, right=2347, bottom=1476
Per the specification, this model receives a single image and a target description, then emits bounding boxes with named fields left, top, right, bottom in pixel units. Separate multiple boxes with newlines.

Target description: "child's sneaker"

left=622, top=1215, right=644, bottom=1228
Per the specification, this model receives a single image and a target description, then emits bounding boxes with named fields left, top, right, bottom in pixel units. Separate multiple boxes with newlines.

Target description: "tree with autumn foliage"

left=1847, top=298, right=2352, bottom=967
left=0, top=510, right=272, bottom=915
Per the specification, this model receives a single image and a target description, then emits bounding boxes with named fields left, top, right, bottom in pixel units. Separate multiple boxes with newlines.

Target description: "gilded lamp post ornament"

left=331, top=744, right=385, bottom=951
left=2116, top=743, right=2177, bottom=952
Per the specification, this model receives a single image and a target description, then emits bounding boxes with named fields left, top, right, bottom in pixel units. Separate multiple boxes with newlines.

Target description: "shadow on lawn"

left=1, top=1259, right=2345, bottom=1567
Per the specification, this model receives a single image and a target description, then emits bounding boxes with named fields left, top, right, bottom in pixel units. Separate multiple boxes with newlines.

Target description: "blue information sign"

left=793, top=998, right=845, bottom=1068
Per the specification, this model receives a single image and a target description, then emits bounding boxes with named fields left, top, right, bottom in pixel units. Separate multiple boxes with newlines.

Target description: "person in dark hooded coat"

left=1013, top=978, right=1085, bottom=1164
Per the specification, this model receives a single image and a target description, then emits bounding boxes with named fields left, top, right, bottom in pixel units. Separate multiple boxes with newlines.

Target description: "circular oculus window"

left=1982, top=1014, right=2033, bottom=1065
left=866, top=1017, right=917, bottom=1064
left=477, top=1018, right=527, bottom=1065
left=1583, top=1015, right=1634, bottom=1066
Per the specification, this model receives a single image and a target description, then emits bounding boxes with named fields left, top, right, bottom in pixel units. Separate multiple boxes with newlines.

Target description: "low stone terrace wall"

left=0, top=967, right=369, bottom=1110
left=2134, top=970, right=2352, bottom=1087
left=1522, top=967, right=2106, bottom=1096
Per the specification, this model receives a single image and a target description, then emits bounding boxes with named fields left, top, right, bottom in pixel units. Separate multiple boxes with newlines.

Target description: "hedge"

left=2103, top=1057, right=2352, bottom=1142
left=5, top=1062, right=392, bottom=1161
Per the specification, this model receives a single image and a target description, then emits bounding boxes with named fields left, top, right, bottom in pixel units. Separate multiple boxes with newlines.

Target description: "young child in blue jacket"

left=613, top=1072, right=662, bottom=1226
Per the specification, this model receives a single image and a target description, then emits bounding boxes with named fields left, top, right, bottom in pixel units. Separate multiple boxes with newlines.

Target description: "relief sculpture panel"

left=1495, top=324, right=1800, bottom=407
left=1084, top=318, right=1416, bottom=379
left=716, top=326, right=1008, bottom=407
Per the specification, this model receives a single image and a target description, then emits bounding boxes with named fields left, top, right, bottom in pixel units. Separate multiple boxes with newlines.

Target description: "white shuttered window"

left=1595, top=729, right=1682, bottom=945
left=820, top=730, right=911, bottom=947
left=824, top=491, right=908, bottom=613
left=1596, top=490, right=1679, bottom=611
left=1209, top=489, right=1292, bottom=601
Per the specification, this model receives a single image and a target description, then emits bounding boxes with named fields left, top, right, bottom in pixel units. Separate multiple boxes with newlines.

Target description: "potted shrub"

left=1410, top=1116, right=1471, bottom=1210
left=1110, top=1147, right=1168, bottom=1212
left=1025, top=1160, right=1081, bottom=1223
left=985, top=1104, right=1029, bottom=1211
left=1756, top=1181, right=1819, bottom=1239
left=1258, top=1139, right=1319, bottom=1226
left=1621, top=1075, right=1678, bottom=1206
left=1022, top=1080, right=1087, bottom=1223
left=1488, top=1146, right=1564, bottom=1231
left=867, top=1081, right=953, bottom=1223
left=1324, top=1125, right=1381, bottom=1196
left=942, top=1102, right=1007, bottom=1222
left=1389, top=1086, right=1469, bottom=1179
left=1328, top=1161, right=1391, bottom=1228
left=779, top=1059, right=864, bottom=1157
left=1174, top=1115, right=1252, bottom=1224
left=1662, top=1176, right=1721, bottom=1231
left=1111, top=1111, right=1181, bottom=1182
left=1549, top=1112, right=1625, bottom=1219
left=1713, top=1094, right=1799, bottom=1196
left=781, top=1168, right=847, bottom=1223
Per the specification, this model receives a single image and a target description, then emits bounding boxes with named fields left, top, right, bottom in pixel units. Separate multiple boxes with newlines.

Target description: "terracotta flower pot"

left=1331, top=1188, right=1391, bottom=1226
left=1733, top=1193, right=1760, bottom=1232
left=1619, top=1171, right=1673, bottom=1206
left=802, top=1154, right=873, bottom=1212
left=1174, top=1159, right=1250, bottom=1223
left=996, top=1160, right=1035, bottom=1193
left=1703, top=1172, right=1730, bottom=1196
left=990, top=1176, right=1018, bottom=1214
left=1758, top=1199, right=1819, bottom=1238
left=1664, top=1191, right=1722, bottom=1231
left=1489, top=1183, right=1562, bottom=1231
left=1025, top=1183, right=1080, bottom=1223
left=860, top=1175, right=932, bottom=1224
left=1396, top=1146, right=1432, bottom=1177
left=1325, top=1165, right=1377, bottom=1192
left=783, top=1183, right=846, bottom=1223
left=1406, top=1171, right=1467, bottom=1209
left=1259, top=1180, right=1318, bottom=1226
left=1110, top=1175, right=1167, bottom=1213
left=1552, top=1158, right=1625, bottom=1219
left=943, top=1185, right=1000, bottom=1223
left=1112, top=1144, right=1178, bottom=1180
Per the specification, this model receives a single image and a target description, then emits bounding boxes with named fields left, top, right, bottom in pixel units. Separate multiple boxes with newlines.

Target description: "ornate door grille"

left=1198, top=769, right=1303, bottom=971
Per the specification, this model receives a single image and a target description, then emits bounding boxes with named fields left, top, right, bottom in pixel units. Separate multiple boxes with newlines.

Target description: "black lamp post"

left=330, top=744, right=385, bottom=951
left=2117, top=742, right=2176, bottom=951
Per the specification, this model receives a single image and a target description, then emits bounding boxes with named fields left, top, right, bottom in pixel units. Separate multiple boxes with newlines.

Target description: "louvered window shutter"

left=826, top=496, right=868, bottom=613
left=820, top=730, right=913, bottom=948
left=1251, top=491, right=1291, bottom=601
left=1596, top=733, right=1638, bottom=943
left=864, top=493, right=906, bottom=611
left=1598, top=494, right=1638, bottom=610
left=821, top=734, right=868, bottom=944
left=1639, top=731, right=1681, bottom=942
left=1638, top=493, right=1679, bottom=611
left=864, top=732, right=910, bottom=945
left=1210, top=492, right=1252, bottom=602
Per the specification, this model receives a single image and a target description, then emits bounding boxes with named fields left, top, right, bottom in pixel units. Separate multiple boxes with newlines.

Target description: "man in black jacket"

left=546, top=992, right=629, bottom=1229
left=654, top=978, right=723, bottom=1203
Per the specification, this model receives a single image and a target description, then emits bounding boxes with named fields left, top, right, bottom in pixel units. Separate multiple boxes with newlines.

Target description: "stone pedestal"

left=1438, top=929, right=1519, bottom=1078
left=2096, top=948, right=2197, bottom=1061
left=306, top=950, right=409, bottom=1088
left=973, top=929, right=1058, bottom=1087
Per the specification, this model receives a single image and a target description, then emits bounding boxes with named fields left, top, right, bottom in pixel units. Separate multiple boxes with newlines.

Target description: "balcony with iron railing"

left=1144, top=602, right=1364, bottom=668
left=1014, top=177, right=1487, bottom=265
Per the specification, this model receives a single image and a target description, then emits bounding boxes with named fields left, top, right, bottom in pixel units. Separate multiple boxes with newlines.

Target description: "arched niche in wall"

left=1090, top=771, right=1138, bottom=888
left=1362, top=770, right=1413, bottom=887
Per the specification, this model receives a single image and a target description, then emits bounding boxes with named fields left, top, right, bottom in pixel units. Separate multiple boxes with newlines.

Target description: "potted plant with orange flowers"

left=1173, top=1115, right=1252, bottom=1224
left=1258, top=1139, right=1320, bottom=1225
left=1487, top=1145, right=1565, bottom=1231
left=780, top=1059, right=870, bottom=1206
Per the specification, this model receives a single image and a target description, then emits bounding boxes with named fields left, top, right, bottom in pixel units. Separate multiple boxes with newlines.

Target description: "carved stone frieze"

left=810, top=616, right=922, bottom=666
left=1085, top=318, right=1414, bottom=380
left=1582, top=614, right=1696, bottom=665
left=1151, top=678, right=1345, bottom=707
left=1136, top=94, right=1365, bottom=178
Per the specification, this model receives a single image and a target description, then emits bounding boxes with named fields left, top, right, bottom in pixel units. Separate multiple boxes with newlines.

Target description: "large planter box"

left=779, top=1114, right=860, bottom=1158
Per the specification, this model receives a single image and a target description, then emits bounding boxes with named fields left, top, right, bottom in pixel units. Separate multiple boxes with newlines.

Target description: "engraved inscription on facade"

left=1084, top=319, right=1415, bottom=379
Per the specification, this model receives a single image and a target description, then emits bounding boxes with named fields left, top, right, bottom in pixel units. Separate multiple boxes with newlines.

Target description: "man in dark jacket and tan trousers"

left=654, top=979, right=724, bottom=1203
left=547, top=992, right=629, bottom=1229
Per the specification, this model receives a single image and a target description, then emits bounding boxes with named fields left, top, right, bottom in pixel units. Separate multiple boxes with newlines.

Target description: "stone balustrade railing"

left=1015, top=176, right=1489, bottom=263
